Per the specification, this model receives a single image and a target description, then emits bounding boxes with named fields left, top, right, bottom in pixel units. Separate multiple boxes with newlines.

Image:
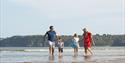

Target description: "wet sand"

left=18, top=55, right=125, bottom=63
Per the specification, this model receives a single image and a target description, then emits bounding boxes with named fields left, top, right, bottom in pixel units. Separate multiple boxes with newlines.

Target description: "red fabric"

left=83, top=32, right=92, bottom=48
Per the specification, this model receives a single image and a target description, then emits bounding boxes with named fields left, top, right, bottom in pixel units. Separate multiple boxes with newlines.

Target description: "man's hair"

left=49, top=26, right=53, bottom=29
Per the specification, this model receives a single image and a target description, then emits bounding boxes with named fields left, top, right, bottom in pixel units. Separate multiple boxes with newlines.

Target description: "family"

left=44, top=26, right=95, bottom=56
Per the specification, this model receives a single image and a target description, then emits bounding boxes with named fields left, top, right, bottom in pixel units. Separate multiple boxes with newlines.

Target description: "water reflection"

left=58, top=55, right=63, bottom=63
left=72, top=54, right=78, bottom=63
left=49, top=55, right=54, bottom=63
left=84, top=55, right=92, bottom=63
left=84, top=55, right=92, bottom=60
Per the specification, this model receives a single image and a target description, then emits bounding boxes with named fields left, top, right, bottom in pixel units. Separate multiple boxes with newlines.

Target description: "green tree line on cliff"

left=0, top=34, right=125, bottom=47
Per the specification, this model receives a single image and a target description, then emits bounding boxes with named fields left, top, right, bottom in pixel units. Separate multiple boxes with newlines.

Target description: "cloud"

left=9, top=0, right=122, bottom=16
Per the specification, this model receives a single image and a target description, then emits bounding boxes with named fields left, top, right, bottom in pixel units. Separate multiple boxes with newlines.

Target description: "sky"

left=0, top=0, right=125, bottom=38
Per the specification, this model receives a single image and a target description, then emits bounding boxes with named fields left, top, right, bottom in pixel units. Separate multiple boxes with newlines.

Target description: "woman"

left=83, top=28, right=94, bottom=55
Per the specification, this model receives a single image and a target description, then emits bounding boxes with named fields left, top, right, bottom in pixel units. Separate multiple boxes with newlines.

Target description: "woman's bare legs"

left=87, top=48, right=93, bottom=55
left=84, top=47, right=93, bottom=56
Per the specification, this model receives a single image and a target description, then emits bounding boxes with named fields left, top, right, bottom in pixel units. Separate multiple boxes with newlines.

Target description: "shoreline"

left=0, top=47, right=125, bottom=51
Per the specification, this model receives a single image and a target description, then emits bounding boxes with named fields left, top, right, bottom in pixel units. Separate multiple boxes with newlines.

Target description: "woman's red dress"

left=83, top=32, right=92, bottom=48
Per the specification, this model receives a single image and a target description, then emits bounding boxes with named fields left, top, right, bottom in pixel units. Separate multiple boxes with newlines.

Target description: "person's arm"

left=82, top=34, right=84, bottom=41
left=43, top=31, right=48, bottom=41
left=55, top=31, right=59, bottom=41
left=62, top=42, right=64, bottom=47
left=91, top=35, right=95, bottom=46
left=78, top=37, right=80, bottom=42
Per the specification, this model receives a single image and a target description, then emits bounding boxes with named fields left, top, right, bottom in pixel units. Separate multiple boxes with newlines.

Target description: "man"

left=44, top=26, right=57, bottom=55
left=82, top=28, right=95, bottom=56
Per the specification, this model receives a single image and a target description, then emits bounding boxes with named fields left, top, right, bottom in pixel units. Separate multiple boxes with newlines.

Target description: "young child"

left=58, top=37, right=64, bottom=56
left=71, top=33, right=80, bottom=54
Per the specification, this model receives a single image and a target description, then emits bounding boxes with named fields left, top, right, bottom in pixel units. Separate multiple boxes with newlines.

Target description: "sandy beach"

left=0, top=47, right=125, bottom=63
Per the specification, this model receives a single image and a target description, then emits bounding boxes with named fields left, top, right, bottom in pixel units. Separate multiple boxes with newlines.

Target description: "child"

left=71, top=33, right=80, bottom=54
left=58, top=37, right=64, bottom=56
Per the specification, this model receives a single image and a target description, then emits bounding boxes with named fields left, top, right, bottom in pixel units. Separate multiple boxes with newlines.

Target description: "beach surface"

left=0, top=47, right=125, bottom=63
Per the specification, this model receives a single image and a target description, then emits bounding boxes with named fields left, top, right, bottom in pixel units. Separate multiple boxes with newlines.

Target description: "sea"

left=0, top=47, right=125, bottom=63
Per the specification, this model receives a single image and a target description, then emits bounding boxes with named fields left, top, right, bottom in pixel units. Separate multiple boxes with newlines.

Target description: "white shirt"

left=58, top=42, right=64, bottom=48
left=73, top=37, right=79, bottom=42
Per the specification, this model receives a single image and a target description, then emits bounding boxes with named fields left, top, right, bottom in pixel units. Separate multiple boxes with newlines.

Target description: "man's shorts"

left=48, top=41, right=55, bottom=47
